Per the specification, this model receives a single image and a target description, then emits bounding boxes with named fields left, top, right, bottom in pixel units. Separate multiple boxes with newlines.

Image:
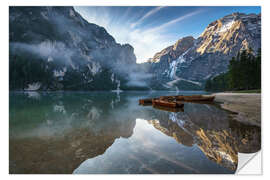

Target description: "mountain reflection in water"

left=9, top=91, right=261, bottom=174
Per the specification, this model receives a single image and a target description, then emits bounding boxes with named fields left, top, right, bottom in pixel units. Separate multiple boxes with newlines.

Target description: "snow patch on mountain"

left=53, top=67, right=67, bottom=78
left=167, top=76, right=202, bottom=87
left=47, top=56, right=53, bottom=62
left=87, top=62, right=101, bottom=75
left=203, top=74, right=212, bottom=80
left=167, top=48, right=191, bottom=79
left=169, top=61, right=178, bottom=79
left=218, top=20, right=235, bottom=33
left=111, top=73, right=115, bottom=83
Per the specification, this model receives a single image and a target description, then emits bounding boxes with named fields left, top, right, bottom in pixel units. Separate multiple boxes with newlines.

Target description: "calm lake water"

left=9, top=91, right=261, bottom=174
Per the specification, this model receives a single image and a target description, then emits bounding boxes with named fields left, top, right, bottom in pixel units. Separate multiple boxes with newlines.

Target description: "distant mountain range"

left=9, top=7, right=261, bottom=91
left=148, top=12, right=261, bottom=90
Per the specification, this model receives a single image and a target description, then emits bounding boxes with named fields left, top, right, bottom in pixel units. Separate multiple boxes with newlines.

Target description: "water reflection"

left=9, top=91, right=260, bottom=174
left=146, top=103, right=261, bottom=171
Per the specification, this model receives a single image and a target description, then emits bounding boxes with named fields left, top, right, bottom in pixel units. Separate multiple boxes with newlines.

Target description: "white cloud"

left=130, top=6, right=167, bottom=29
left=119, top=29, right=175, bottom=63
left=74, top=7, right=202, bottom=63
left=145, top=10, right=204, bottom=33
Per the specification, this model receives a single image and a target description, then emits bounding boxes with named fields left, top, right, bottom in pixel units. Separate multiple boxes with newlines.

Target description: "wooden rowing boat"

left=139, top=98, right=153, bottom=105
left=139, top=94, right=214, bottom=107
left=182, top=95, right=215, bottom=102
left=176, top=95, right=184, bottom=100
left=160, top=96, right=176, bottom=101
left=152, top=99, right=184, bottom=108
left=160, top=95, right=184, bottom=101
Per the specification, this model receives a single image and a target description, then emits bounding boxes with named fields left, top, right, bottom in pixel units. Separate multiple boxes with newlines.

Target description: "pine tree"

left=205, top=48, right=261, bottom=92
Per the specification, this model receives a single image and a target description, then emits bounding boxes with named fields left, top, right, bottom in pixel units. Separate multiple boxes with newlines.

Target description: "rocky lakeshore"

left=214, top=93, right=261, bottom=127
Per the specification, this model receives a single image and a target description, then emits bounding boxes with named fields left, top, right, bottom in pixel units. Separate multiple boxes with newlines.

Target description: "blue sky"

left=75, top=6, right=261, bottom=63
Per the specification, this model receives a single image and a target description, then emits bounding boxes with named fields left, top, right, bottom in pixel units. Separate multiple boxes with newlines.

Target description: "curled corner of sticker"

left=236, top=151, right=262, bottom=175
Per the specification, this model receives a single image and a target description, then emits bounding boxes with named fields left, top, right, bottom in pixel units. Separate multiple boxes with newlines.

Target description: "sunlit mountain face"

left=75, top=6, right=261, bottom=63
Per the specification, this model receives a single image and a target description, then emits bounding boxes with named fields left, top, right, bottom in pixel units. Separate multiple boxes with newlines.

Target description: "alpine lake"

left=9, top=91, right=261, bottom=174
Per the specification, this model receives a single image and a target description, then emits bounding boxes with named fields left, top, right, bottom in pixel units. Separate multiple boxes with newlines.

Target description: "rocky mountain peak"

left=173, top=36, right=195, bottom=51
left=149, top=12, right=261, bottom=90
left=197, top=13, right=261, bottom=55
left=9, top=6, right=140, bottom=91
left=151, top=36, right=195, bottom=63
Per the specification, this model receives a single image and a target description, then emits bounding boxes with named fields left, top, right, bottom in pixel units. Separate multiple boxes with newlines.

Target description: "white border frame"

left=2, top=0, right=269, bottom=179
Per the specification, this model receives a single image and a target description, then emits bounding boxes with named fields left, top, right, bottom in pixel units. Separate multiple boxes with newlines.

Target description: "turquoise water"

left=9, top=91, right=261, bottom=174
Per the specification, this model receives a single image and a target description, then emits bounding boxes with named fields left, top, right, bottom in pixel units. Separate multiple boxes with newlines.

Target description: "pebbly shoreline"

left=213, top=93, right=261, bottom=127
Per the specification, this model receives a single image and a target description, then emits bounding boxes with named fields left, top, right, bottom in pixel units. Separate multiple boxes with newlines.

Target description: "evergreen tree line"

left=9, top=54, right=117, bottom=91
left=9, top=53, right=148, bottom=91
left=205, top=48, right=261, bottom=91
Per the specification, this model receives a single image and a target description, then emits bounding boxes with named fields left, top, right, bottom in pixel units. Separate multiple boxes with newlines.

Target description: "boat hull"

left=183, top=95, right=215, bottom=102
left=152, top=100, right=184, bottom=108
left=139, top=98, right=153, bottom=105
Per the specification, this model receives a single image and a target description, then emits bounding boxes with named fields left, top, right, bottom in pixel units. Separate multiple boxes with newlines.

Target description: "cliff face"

left=151, top=36, right=195, bottom=64
left=9, top=7, right=138, bottom=90
left=149, top=13, right=261, bottom=89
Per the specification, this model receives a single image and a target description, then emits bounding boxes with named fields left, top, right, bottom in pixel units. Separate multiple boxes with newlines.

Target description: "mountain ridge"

left=9, top=6, right=151, bottom=91
left=9, top=7, right=261, bottom=91
left=148, top=12, right=261, bottom=90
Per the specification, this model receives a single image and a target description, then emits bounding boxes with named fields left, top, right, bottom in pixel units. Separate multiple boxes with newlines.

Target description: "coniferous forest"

left=205, top=48, right=261, bottom=92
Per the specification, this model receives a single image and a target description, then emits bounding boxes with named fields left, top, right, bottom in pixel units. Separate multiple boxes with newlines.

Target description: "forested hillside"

left=205, top=48, right=261, bottom=92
